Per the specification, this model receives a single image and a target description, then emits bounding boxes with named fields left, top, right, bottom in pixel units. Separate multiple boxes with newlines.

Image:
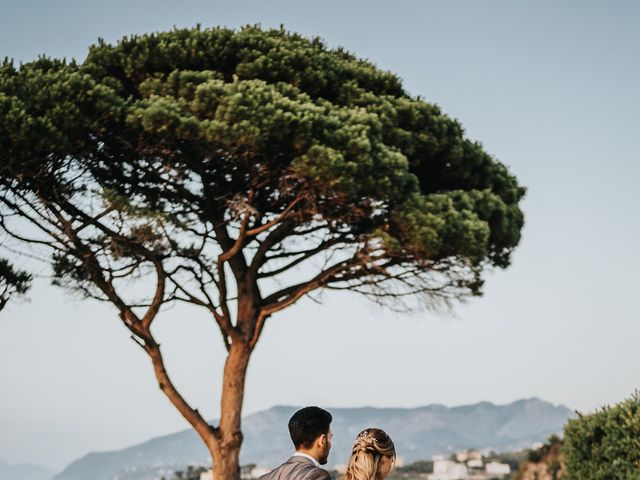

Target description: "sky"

left=1, top=0, right=639, bottom=473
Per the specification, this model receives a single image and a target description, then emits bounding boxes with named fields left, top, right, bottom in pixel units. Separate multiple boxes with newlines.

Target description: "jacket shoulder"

left=258, top=459, right=330, bottom=480
left=304, top=467, right=331, bottom=480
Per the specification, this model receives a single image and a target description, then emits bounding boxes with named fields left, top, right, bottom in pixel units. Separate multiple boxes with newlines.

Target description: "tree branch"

left=143, top=338, right=218, bottom=449
left=141, top=259, right=166, bottom=329
left=260, top=255, right=363, bottom=317
left=248, top=220, right=296, bottom=277
left=257, top=237, right=346, bottom=279
left=244, top=195, right=303, bottom=237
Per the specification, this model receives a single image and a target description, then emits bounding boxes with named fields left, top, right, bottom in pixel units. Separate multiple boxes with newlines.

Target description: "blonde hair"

left=344, top=428, right=396, bottom=480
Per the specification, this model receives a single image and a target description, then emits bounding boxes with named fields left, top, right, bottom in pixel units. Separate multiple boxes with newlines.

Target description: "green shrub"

left=564, top=392, right=640, bottom=479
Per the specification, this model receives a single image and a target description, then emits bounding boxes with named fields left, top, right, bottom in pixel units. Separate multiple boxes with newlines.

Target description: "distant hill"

left=55, top=398, right=573, bottom=480
left=0, top=459, right=52, bottom=480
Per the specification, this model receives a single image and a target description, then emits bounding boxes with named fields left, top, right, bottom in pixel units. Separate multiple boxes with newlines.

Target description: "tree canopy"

left=0, top=25, right=525, bottom=479
left=0, top=25, right=524, bottom=309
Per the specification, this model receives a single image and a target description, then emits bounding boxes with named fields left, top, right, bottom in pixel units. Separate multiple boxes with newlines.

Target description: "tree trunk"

left=211, top=339, right=252, bottom=480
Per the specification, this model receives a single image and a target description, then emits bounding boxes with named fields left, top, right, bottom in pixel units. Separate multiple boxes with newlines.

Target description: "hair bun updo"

left=344, top=428, right=396, bottom=480
left=352, top=430, right=378, bottom=454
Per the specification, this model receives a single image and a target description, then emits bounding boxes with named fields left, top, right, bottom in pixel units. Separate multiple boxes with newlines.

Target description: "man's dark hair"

left=288, top=406, right=332, bottom=449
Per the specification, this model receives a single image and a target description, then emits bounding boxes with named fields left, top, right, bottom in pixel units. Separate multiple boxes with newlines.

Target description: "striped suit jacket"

left=258, top=455, right=331, bottom=480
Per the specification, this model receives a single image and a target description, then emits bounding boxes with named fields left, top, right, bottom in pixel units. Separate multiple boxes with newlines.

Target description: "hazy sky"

left=1, top=0, right=639, bottom=473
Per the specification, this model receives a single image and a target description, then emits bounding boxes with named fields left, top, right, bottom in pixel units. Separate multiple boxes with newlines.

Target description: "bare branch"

left=218, top=212, right=251, bottom=264
left=260, top=255, right=362, bottom=317
left=143, top=338, right=218, bottom=448
left=75, top=206, right=116, bottom=234
left=165, top=267, right=233, bottom=349
left=248, top=220, right=296, bottom=276
left=141, top=259, right=166, bottom=329
left=41, top=200, right=145, bottom=333
left=257, top=237, right=347, bottom=279
left=0, top=195, right=69, bottom=247
left=244, top=195, right=304, bottom=237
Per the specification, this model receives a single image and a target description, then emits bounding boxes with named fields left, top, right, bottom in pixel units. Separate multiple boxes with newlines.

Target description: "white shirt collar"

left=293, top=452, right=321, bottom=467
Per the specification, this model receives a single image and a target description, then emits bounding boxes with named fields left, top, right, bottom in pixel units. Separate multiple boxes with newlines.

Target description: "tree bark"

left=211, top=339, right=252, bottom=480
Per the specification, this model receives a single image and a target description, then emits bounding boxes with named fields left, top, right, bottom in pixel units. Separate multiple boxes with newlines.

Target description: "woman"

left=343, top=428, right=396, bottom=480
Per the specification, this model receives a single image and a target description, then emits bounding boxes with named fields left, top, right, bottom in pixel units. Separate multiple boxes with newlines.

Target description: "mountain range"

left=0, top=460, right=52, bottom=480
left=52, top=398, right=573, bottom=480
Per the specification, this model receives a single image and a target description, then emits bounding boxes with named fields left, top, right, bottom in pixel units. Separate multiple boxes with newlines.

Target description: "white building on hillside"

left=428, top=458, right=468, bottom=480
left=467, top=459, right=483, bottom=469
left=485, top=461, right=511, bottom=476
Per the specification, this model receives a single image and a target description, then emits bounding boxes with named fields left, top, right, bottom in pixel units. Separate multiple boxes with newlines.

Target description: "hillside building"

left=428, top=458, right=468, bottom=480
left=485, top=461, right=511, bottom=476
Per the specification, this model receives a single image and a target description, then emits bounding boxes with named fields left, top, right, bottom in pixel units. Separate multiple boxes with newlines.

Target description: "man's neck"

left=294, top=451, right=321, bottom=467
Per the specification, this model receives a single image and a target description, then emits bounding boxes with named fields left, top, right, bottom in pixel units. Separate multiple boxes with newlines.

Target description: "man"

left=259, top=406, right=333, bottom=480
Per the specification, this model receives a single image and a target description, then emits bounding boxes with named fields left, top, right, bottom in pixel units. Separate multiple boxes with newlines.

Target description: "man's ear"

left=317, top=433, right=326, bottom=447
